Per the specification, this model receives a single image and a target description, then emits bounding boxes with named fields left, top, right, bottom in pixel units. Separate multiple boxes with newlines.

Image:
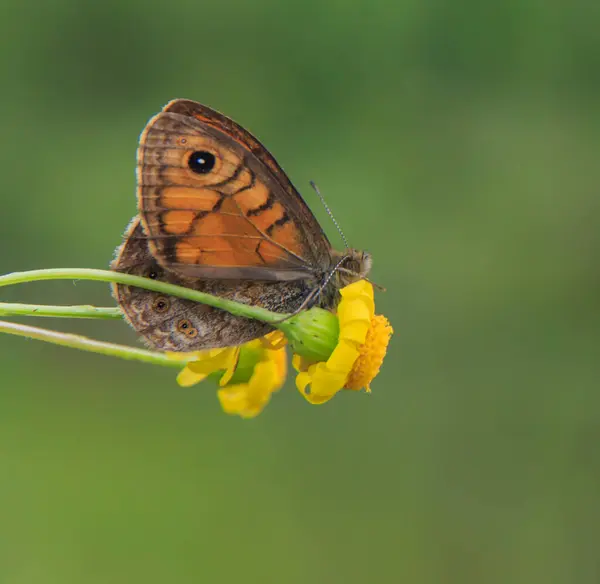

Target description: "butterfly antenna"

left=366, top=278, right=386, bottom=292
left=309, top=181, right=350, bottom=249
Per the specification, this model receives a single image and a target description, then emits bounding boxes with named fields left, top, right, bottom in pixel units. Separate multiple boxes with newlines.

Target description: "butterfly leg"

left=269, top=286, right=322, bottom=324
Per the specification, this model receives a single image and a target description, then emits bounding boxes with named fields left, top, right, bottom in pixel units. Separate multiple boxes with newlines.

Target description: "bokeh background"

left=1, top=1, right=599, bottom=582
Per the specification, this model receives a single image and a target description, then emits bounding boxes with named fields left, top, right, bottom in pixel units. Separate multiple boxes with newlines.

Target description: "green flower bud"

left=279, top=307, right=340, bottom=363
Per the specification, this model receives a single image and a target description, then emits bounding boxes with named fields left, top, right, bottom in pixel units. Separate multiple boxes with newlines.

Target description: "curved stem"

left=0, top=302, right=123, bottom=320
left=0, top=268, right=289, bottom=326
left=0, top=319, right=187, bottom=368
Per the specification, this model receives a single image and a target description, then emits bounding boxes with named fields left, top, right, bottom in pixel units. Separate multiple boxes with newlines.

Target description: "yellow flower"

left=293, top=280, right=393, bottom=405
left=174, top=331, right=287, bottom=418
left=170, top=281, right=392, bottom=414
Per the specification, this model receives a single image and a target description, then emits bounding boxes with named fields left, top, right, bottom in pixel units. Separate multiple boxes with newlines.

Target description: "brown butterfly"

left=112, top=99, right=371, bottom=351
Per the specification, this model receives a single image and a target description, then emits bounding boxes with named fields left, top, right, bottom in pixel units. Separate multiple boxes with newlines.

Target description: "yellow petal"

left=310, top=363, right=347, bottom=398
left=302, top=390, right=336, bottom=405
left=218, top=347, right=241, bottom=387
left=292, top=354, right=314, bottom=373
left=340, top=279, right=372, bottom=298
left=186, top=348, right=233, bottom=375
left=217, top=384, right=259, bottom=418
left=176, top=347, right=240, bottom=388
left=260, top=330, right=288, bottom=350
left=217, top=372, right=272, bottom=418
left=326, top=341, right=360, bottom=373
left=295, top=367, right=339, bottom=404
left=338, top=298, right=373, bottom=328
left=250, top=360, right=279, bottom=393
left=340, top=281, right=375, bottom=314
left=338, top=319, right=370, bottom=345
left=295, top=371, right=312, bottom=394
left=176, top=366, right=208, bottom=388
left=216, top=340, right=287, bottom=418
left=269, top=347, right=288, bottom=384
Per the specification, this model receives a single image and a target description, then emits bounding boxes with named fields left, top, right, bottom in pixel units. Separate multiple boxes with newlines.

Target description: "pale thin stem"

left=0, top=302, right=123, bottom=320
left=0, top=268, right=292, bottom=329
left=0, top=319, right=187, bottom=368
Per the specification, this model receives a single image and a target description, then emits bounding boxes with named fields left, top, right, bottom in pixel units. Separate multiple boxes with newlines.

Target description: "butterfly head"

left=332, top=248, right=373, bottom=288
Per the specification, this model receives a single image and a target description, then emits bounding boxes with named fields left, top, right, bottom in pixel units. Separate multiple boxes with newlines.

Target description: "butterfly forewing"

left=137, top=99, right=332, bottom=281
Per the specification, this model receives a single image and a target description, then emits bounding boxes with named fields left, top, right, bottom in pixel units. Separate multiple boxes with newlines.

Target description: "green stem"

left=0, top=268, right=290, bottom=328
left=0, top=302, right=123, bottom=320
left=0, top=268, right=339, bottom=362
left=0, top=319, right=187, bottom=368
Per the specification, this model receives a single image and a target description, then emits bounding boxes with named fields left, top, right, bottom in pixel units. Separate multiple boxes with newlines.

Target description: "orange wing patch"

left=171, top=196, right=298, bottom=268
left=160, top=210, right=196, bottom=235
left=161, top=188, right=221, bottom=211
left=233, top=181, right=270, bottom=213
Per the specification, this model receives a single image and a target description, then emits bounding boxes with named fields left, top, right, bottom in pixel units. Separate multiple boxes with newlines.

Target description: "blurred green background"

left=1, top=0, right=599, bottom=582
